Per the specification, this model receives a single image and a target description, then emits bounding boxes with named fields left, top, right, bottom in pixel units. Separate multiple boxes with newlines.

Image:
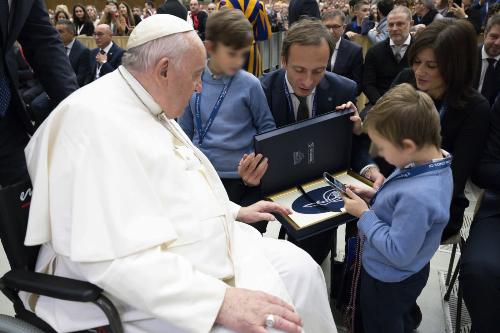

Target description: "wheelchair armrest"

left=1, top=269, right=102, bottom=302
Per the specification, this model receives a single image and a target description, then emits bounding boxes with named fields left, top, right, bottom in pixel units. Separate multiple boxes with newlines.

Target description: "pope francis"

left=21, top=14, right=337, bottom=333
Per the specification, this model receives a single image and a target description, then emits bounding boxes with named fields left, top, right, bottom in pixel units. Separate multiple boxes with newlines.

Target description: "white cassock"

left=21, top=66, right=337, bottom=333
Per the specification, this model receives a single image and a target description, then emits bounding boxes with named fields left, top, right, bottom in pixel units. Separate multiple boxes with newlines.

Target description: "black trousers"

left=221, top=178, right=267, bottom=234
left=360, top=264, right=429, bottom=333
left=460, top=200, right=500, bottom=333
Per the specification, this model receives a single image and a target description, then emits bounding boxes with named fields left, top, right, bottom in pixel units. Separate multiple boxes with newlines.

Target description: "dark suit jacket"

left=1, top=0, right=77, bottom=185
left=288, top=0, right=320, bottom=25
left=89, top=43, right=124, bottom=83
left=473, top=45, right=500, bottom=106
left=363, top=37, right=412, bottom=105
left=259, top=69, right=373, bottom=173
left=327, top=38, right=363, bottom=95
left=393, top=68, right=491, bottom=240
left=68, top=39, right=91, bottom=87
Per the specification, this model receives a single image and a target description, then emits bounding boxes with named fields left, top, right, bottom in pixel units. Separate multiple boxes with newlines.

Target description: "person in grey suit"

left=55, top=20, right=91, bottom=87
left=323, top=10, right=363, bottom=95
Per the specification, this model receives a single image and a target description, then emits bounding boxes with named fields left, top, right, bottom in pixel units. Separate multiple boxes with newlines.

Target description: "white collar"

left=334, top=38, right=341, bottom=51
left=482, top=45, right=500, bottom=61
left=101, top=41, right=114, bottom=53
left=284, top=71, right=316, bottom=97
left=390, top=34, right=411, bottom=47
left=66, top=39, right=76, bottom=51
left=118, top=66, right=163, bottom=116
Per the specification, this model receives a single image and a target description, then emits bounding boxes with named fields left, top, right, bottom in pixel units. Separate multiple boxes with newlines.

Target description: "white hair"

left=122, top=31, right=199, bottom=72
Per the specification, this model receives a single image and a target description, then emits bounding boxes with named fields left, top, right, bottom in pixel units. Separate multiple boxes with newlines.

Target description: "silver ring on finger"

left=265, top=314, right=276, bottom=328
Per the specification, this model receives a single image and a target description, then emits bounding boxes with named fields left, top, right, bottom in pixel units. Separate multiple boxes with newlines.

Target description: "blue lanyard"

left=371, top=154, right=452, bottom=205
left=283, top=76, right=317, bottom=121
left=194, top=77, right=234, bottom=145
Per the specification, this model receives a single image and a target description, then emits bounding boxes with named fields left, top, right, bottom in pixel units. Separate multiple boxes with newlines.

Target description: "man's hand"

left=216, top=288, right=302, bottom=333
left=345, top=31, right=359, bottom=39
left=336, top=101, right=362, bottom=135
left=413, top=24, right=426, bottom=32
left=342, top=188, right=370, bottom=218
left=237, top=201, right=292, bottom=224
left=96, top=53, right=107, bottom=64
left=363, top=166, right=385, bottom=189
left=238, top=153, right=268, bottom=187
left=449, top=3, right=466, bottom=18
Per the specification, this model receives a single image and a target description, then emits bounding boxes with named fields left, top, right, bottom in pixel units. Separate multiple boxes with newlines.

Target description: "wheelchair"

left=0, top=178, right=123, bottom=333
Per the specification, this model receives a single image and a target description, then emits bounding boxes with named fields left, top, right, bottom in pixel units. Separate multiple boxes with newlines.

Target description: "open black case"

left=254, top=110, right=373, bottom=240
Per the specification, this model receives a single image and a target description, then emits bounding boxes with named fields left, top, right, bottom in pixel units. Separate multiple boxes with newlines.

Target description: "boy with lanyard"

left=178, top=9, right=276, bottom=233
left=341, top=83, right=453, bottom=333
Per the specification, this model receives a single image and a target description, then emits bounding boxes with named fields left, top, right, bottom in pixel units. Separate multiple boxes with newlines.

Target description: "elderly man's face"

left=159, top=34, right=206, bottom=118
left=282, top=39, right=330, bottom=97
left=207, top=3, right=217, bottom=13
left=388, top=12, right=411, bottom=45
left=95, top=25, right=113, bottom=49
left=56, top=24, right=74, bottom=46
left=190, top=0, right=200, bottom=13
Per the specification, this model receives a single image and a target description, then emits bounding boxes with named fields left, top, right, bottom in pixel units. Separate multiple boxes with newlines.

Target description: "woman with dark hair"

left=73, top=4, right=95, bottom=36
left=118, top=2, right=136, bottom=35
left=392, top=18, right=491, bottom=241
left=100, top=0, right=127, bottom=36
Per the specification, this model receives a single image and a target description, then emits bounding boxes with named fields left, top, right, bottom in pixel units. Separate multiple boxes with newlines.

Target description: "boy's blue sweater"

left=358, top=161, right=453, bottom=282
left=178, top=67, right=276, bottom=179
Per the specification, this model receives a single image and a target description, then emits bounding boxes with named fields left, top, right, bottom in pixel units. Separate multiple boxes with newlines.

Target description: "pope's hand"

left=335, top=101, right=363, bottom=135
left=238, top=153, right=269, bottom=187
left=215, top=287, right=302, bottom=333
left=342, top=187, right=370, bottom=218
left=237, top=201, right=292, bottom=224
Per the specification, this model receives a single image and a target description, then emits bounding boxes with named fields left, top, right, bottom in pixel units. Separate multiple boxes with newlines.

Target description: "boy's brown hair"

left=205, top=8, right=254, bottom=49
left=364, top=83, right=442, bottom=149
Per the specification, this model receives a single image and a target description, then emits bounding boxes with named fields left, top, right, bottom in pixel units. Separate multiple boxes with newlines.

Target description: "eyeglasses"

left=94, top=32, right=106, bottom=37
left=325, top=24, right=344, bottom=30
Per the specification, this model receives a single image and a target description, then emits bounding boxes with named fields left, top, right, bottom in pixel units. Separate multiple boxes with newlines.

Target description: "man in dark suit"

left=323, top=10, right=363, bottom=95
left=0, top=0, right=78, bottom=187
left=56, top=20, right=91, bottom=87
left=363, top=6, right=413, bottom=105
left=89, top=24, right=124, bottom=83
left=288, top=0, right=320, bottom=26
left=474, top=14, right=500, bottom=106
left=463, top=95, right=500, bottom=332
left=240, top=19, right=384, bottom=265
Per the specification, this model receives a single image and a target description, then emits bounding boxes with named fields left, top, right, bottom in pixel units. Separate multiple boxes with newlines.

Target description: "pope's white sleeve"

left=75, top=245, right=228, bottom=333
left=229, top=201, right=241, bottom=221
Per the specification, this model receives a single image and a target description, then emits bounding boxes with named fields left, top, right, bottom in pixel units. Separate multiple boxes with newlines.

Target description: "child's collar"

left=402, top=149, right=451, bottom=170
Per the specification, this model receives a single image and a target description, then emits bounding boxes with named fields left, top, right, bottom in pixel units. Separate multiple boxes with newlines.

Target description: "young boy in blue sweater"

left=178, top=9, right=275, bottom=233
left=342, top=83, right=454, bottom=333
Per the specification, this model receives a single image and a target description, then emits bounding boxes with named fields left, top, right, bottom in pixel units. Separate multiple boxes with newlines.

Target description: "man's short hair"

left=364, top=83, right=441, bottom=149
left=56, top=19, right=76, bottom=34
left=388, top=5, right=412, bottom=21
left=321, top=10, right=346, bottom=24
left=205, top=8, right=253, bottom=49
left=282, top=18, right=334, bottom=62
left=354, top=0, right=370, bottom=11
left=485, top=14, right=500, bottom=34
left=421, top=0, right=435, bottom=10
left=377, top=0, right=395, bottom=17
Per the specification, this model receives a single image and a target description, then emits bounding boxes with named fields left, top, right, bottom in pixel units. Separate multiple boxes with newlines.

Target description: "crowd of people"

left=1, top=0, right=500, bottom=332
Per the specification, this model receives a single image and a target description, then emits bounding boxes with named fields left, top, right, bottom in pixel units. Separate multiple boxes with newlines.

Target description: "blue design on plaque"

left=292, top=186, right=344, bottom=215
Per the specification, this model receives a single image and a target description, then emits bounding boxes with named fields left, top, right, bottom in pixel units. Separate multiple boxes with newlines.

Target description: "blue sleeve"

left=249, top=78, right=276, bottom=133
left=357, top=192, right=438, bottom=267
left=178, top=97, right=195, bottom=140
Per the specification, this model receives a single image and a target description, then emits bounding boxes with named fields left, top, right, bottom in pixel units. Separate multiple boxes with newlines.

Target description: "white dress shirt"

left=330, top=38, right=342, bottom=70
left=96, top=42, right=114, bottom=79
left=65, top=39, right=75, bottom=56
left=390, top=34, right=411, bottom=60
left=478, top=45, right=500, bottom=92
left=285, top=72, right=316, bottom=119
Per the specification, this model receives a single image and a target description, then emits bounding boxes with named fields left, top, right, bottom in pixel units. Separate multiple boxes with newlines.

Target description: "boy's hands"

left=347, top=184, right=376, bottom=202
left=342, top=187, right=370, bottom=218
left=238, top=153, right=268, bottom=187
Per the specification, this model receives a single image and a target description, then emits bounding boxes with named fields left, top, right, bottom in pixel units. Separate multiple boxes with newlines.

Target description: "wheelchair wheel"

left=0, top=314, right=45, bottom=333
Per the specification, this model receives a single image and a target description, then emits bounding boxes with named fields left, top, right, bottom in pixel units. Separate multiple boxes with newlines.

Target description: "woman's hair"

left=54, top=9, right=70, bottom=24
left=407, top=18, right=478, bottom=110
left=73, top=4, right=91, bottom=24
left=119, top=2, right=136, bottom=28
